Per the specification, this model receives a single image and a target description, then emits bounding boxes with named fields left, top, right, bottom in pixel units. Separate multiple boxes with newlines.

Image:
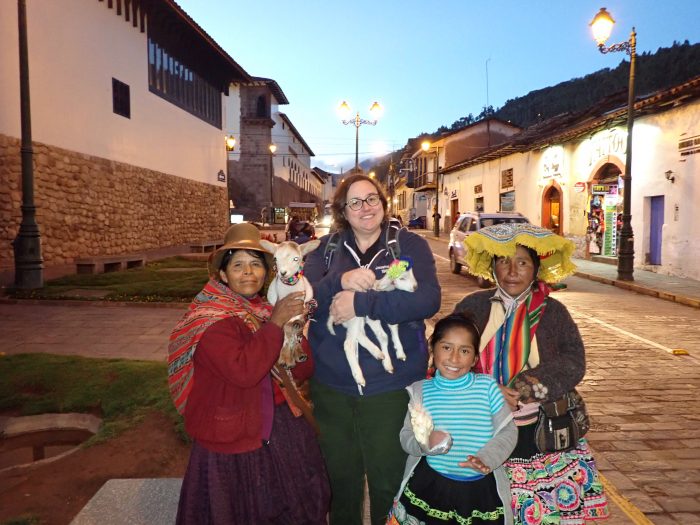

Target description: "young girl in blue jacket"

left=388, top=313, right=517, bottom=525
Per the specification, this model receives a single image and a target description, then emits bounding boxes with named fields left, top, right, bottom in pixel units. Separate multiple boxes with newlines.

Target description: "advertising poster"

left=603, top=205, right=617, bottom=256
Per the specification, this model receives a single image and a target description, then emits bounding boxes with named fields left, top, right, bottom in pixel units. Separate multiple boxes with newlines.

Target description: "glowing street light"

left=590, top=7, right=637, bottom=281
left=338, top=100, right=382, bottom=171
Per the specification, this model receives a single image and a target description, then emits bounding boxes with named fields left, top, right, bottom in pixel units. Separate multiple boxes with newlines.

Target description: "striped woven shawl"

left=167, top=279, right=272, bottom=414
left=475, top=282, right=549, bottom=387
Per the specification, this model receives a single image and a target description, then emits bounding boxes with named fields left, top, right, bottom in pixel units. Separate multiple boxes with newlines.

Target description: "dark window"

left=112, top=78, right=130, bottom=118
left=147, top=36, right=222, bottom=128
left=256, top=95, right=268, bottom=118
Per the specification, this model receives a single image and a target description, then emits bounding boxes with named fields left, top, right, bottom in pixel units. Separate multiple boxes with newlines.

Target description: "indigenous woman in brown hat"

left=168, top=222, right=330, bottom=524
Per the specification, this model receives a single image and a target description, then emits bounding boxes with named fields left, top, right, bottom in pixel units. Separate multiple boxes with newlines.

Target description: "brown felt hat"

left=208, top=223, right=274, bottom=276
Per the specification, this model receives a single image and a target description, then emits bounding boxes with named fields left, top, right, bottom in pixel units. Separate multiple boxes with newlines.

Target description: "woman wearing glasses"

left=305, top=174, right=441, bottom=524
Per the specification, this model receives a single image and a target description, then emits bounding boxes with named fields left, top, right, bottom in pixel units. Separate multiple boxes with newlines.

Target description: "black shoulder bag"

left=534, top=389, right=590, bottom=453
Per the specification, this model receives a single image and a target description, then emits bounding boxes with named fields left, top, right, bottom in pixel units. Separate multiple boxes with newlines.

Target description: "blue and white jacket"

left=304, top=223, right=441, bottom=397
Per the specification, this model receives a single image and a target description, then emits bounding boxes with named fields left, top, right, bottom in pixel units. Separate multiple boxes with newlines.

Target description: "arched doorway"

left=541, top=182, right=562, bottom=235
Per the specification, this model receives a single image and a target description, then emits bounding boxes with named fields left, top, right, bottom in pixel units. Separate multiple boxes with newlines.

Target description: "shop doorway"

left=587, top=163, right=622, bottom=257
left=541, top=183, right=562, bottom=234
left=649, top=196, right=664, bottom=265
left=450, top=200, right=460, bottom=227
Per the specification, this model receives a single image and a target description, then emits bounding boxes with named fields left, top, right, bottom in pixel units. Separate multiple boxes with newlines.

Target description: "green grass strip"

left=0, top=353, right=186, bottom=443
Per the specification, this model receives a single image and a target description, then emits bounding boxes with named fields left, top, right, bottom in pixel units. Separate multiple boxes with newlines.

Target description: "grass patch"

left=0, top=353, right=187, bottom=444
left=10, top=257, right=208, bottom=303
left=0, top=515, right=41, bottom=525
left=1, top=516, right=41, bottom=525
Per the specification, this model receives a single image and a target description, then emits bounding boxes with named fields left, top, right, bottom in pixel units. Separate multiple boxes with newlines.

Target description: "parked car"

left=448, top=211, right=530, bottom=286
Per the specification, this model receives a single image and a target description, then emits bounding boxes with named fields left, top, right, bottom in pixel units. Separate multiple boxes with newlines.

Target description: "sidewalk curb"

left=574, top=271, right=700, bottom=309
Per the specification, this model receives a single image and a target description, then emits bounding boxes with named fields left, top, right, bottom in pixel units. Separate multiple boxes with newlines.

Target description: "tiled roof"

left=443, top=75, right=700, bottom=174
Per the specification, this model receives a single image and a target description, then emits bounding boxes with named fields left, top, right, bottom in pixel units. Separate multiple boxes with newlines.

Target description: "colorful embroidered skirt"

left=175, top=404, right=330, bottom=525
left=387, top=458, right=506, bottom=524
left=507, top=424, right=609, bottom=525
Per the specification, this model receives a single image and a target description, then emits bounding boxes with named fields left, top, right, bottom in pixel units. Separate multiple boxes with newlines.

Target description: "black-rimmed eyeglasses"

left=345, top=194, right=381, bottom=211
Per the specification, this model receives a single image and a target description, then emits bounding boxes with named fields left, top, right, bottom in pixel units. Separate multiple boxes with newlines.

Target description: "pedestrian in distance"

left=304, top=174, right=442, bottom=524
left=387, top=312, right=517, bottom=525
left=286, top=214, right=301, bottom=241
left=453, top=222, right=610, bottom=524
left=168, top=222, right=330, bottom=524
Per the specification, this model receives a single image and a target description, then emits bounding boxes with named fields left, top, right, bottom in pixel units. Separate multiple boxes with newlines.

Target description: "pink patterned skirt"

left=507, top=423, right=609, bottom=524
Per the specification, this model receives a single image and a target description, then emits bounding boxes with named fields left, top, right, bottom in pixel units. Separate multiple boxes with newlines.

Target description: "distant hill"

left=369, top=40, right=700, bottom=183
left=493, top=40, right=700, bottom=128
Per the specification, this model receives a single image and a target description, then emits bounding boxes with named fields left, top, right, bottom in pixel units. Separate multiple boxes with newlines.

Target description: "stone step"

left=70, top=478, right=181, bottom=525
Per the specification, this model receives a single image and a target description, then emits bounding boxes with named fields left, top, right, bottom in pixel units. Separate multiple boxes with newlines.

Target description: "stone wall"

left=0, top=134, right=228, bottom=269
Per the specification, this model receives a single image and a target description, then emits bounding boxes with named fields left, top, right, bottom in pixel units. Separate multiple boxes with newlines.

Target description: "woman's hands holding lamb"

left=330, top=291, right=356, bottom=324
left=341, top=268, right=376, bottom=292
left=270, top=292, right=306, bottom=328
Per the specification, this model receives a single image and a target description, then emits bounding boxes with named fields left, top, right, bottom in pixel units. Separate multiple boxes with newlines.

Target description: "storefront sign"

left=450, top=190, right=457, bottom=199
left=574, top=182, right=586, bottom=193
left=588, top=128, right=627, bottom=167
left=542, top=146, right=563, bottom=179
left=679, top=134, right=700, bottom=158
left=474, top=184, right=483, bottom=194
left=592, top=184, right=618, bottom=195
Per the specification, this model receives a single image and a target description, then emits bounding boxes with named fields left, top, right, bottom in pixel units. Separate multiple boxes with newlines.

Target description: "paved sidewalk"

left=572, top=258, right=700, bottom=309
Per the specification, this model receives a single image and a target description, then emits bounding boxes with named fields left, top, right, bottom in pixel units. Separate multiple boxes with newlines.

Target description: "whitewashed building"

left=441, top=77, right=700, bottom=280
left=1, top=0, right=251, bottom=271
left=403, top=119, right=521, bottom=231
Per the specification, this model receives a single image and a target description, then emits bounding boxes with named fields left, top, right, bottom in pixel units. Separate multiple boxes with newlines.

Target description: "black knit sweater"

left=454, top=289, right=585, bottom=402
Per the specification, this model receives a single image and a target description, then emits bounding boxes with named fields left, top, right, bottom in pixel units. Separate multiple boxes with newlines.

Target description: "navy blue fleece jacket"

left=304, top=223, right=441, bottom=396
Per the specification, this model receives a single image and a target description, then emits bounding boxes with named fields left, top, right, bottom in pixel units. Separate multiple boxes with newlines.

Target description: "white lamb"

left=260, top=238, right=321, bottom=368
left=328, top=259, right=418, bottom=391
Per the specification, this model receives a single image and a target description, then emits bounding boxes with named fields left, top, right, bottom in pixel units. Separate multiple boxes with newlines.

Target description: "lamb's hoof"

left=373, top=353, right=385, bottom=361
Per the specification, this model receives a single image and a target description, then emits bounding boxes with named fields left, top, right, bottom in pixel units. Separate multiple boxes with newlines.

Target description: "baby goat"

left=328, top=259, right=417, bottom=392
left=260, top=238, right=320, bottom=368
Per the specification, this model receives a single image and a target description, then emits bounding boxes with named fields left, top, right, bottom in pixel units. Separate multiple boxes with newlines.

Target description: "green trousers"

left=311, top=380, right=409, bottom=525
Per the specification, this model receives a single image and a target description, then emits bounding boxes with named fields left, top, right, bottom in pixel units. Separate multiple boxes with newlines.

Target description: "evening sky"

left=175, top=0, right=700, bottom=171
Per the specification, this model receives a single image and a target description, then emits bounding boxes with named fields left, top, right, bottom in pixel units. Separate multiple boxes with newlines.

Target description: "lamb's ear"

left=259, top=239, right=278, bottom=254
left=300, top=239, right=321, bottom=256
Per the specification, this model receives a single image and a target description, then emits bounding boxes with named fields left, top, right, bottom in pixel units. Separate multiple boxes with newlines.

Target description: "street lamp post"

left=13, top=0, right=43, bottom=289
left=590, top=7, right=636, bottom=281
left=269, top=143, right=277, bottom=224
left=339, top=101, right=382, bottom=172
left=422, top=141, right=442, bottom=237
